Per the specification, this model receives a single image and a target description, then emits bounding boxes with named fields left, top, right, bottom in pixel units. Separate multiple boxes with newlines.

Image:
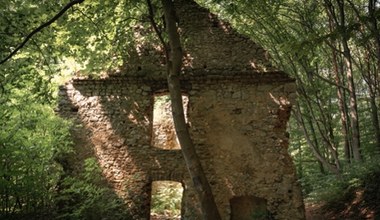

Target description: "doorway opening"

left=152, top=94, right=188, bottom=150
left=230, top=195, right=269, bottom=220
left=150, top=181, right=184, bottom=219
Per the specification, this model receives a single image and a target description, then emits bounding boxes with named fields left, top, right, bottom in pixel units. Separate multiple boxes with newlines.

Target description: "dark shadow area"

left=230, top=196, right=271, bottom=220
left=320, top=171, right=380, bottom=219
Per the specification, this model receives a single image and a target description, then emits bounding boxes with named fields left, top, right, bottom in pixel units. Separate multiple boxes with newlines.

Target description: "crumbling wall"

left=59, top=78, right=186, bottom=219
left=58, top=74, right=304, bottom=220
left=174, top=0, right=275, bottom=73
left=187, top=76, right=304, bottom=219
left=58, top=0, right=305, bottom=218
left=122, top=0, right=276, bottom=77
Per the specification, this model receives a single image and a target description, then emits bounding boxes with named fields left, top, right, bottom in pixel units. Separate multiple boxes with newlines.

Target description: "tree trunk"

left=335, top=0, right=362, bottom=161
left=294, top=103, right=340, bottom=176
left=369, top=88, right=380, bottom=151
left=298, top=82, right=341, bottom=170
left=367, top=0, right=380, bottom=150
left=160, top=0, right=222, bottom=219
left=346, top=2, right=380, bottom=150
left=329, top=25, right=351, bottom=162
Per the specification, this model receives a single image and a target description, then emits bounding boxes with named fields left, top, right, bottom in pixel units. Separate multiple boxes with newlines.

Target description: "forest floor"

left=305, top=196, right=377, bottom=220
left=305, top=171, right=380, bottom=220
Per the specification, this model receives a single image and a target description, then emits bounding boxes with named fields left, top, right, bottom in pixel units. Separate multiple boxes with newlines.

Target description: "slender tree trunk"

left=308, top=117, right=327, bottom=174
left=298, top=82, right=341, bottom=169
left=367, top=0, right=380, bottom=150
left=336, top=0, right=362, bottom=161
left=342, top=36, right=362, bottom=162
left=330, top=36, right=351, bottom=162
left=314, top=88, right=341, bottom=169
left=159, top=0, right=221, bottom=219
left=294, top=103, right=340, bottom=176
left=369, top=87, right=380, bottom=150
left=297, top=138, right=304, bottom=178
left=324, top=0, right=354, bottom=162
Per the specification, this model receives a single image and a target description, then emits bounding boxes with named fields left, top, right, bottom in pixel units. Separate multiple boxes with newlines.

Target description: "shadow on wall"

left=59, top=79, right=188, bottom=219
left=56, top=88, right=135, bottom=219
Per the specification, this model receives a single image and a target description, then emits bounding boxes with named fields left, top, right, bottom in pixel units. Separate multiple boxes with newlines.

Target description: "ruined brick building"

left=58, top=0, right=305, bottom=219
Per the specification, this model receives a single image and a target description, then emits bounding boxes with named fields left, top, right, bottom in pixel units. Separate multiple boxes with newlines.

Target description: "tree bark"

left=328, top=14, right=351, bottom=162
left=159, top=0, right=222, bottom=219
left=324, top=0, right=362, bottom=162
left=298, top=82, right=341, bottom=170
left=294, top=103, right=340, bottom=176
left=347, top=0, right=380, bottom=151
left=335, top=0, right=362, bottom=161
left=366, top=0, right=380, bottom=150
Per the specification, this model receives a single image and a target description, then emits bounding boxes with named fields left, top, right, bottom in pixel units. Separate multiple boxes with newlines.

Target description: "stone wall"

left=187, top=76, right=303, bottom=219
left=58, top=73, right=304, bottom=219
left=58, top=0, right=305, bottom=218
left=175, top=0, right=275, bottom=73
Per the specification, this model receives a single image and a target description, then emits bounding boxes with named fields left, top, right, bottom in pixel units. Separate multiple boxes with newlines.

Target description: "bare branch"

left=313, top=71, right=350, bottom=91
left=0, top=0, right=85, bottom=65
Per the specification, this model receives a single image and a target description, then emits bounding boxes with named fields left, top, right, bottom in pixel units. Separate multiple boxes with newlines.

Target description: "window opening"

left=152, top=94, right=188, bottom=149
left=150, top=181, right=184, bottom=219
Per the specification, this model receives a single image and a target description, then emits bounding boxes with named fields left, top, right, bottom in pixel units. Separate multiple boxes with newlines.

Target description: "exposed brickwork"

left=58, top=74, right=304, bottom=219
left=175, top=0, right=275, bottom=73
left=58, top=0, right=305, bottom=219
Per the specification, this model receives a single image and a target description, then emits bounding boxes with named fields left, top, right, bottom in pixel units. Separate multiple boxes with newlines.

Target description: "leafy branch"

left=0, top=0, right=85, bottom=65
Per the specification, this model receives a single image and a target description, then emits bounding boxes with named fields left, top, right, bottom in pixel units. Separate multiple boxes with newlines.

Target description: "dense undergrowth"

left=303, top=156, right=380, bottom=219
left=55, top=158, right=132, bottom=220
left=151, top=181, right=183, bottom=218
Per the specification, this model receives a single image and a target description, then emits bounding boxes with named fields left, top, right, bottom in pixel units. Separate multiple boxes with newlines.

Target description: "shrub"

left=56, top=158, right=131, bottom=220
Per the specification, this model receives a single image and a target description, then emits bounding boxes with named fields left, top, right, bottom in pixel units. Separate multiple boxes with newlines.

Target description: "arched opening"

left=152, top=93, right=188, bottom=150
left=150, top=181, right=184, bottom=219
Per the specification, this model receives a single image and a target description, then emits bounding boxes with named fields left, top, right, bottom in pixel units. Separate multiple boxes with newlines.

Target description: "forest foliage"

left=0, top=0, right=379, bottom=218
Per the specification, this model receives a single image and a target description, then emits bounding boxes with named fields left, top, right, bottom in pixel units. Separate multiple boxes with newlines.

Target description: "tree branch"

left=146, top=0, right=168, bottom=57
left=0, top=0, right=85, bottom=65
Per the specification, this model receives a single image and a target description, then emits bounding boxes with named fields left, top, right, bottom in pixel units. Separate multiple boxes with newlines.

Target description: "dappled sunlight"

left=183, top=52, right=194, bottom=68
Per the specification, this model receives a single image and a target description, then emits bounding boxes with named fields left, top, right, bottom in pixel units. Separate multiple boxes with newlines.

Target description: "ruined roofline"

left=124, top=0, right=282, bottom=75
left=174, top=0, right=278, bottom=71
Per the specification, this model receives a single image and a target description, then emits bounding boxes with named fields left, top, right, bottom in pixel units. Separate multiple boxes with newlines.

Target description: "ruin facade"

left=58, top=0, right=305, bottom=219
